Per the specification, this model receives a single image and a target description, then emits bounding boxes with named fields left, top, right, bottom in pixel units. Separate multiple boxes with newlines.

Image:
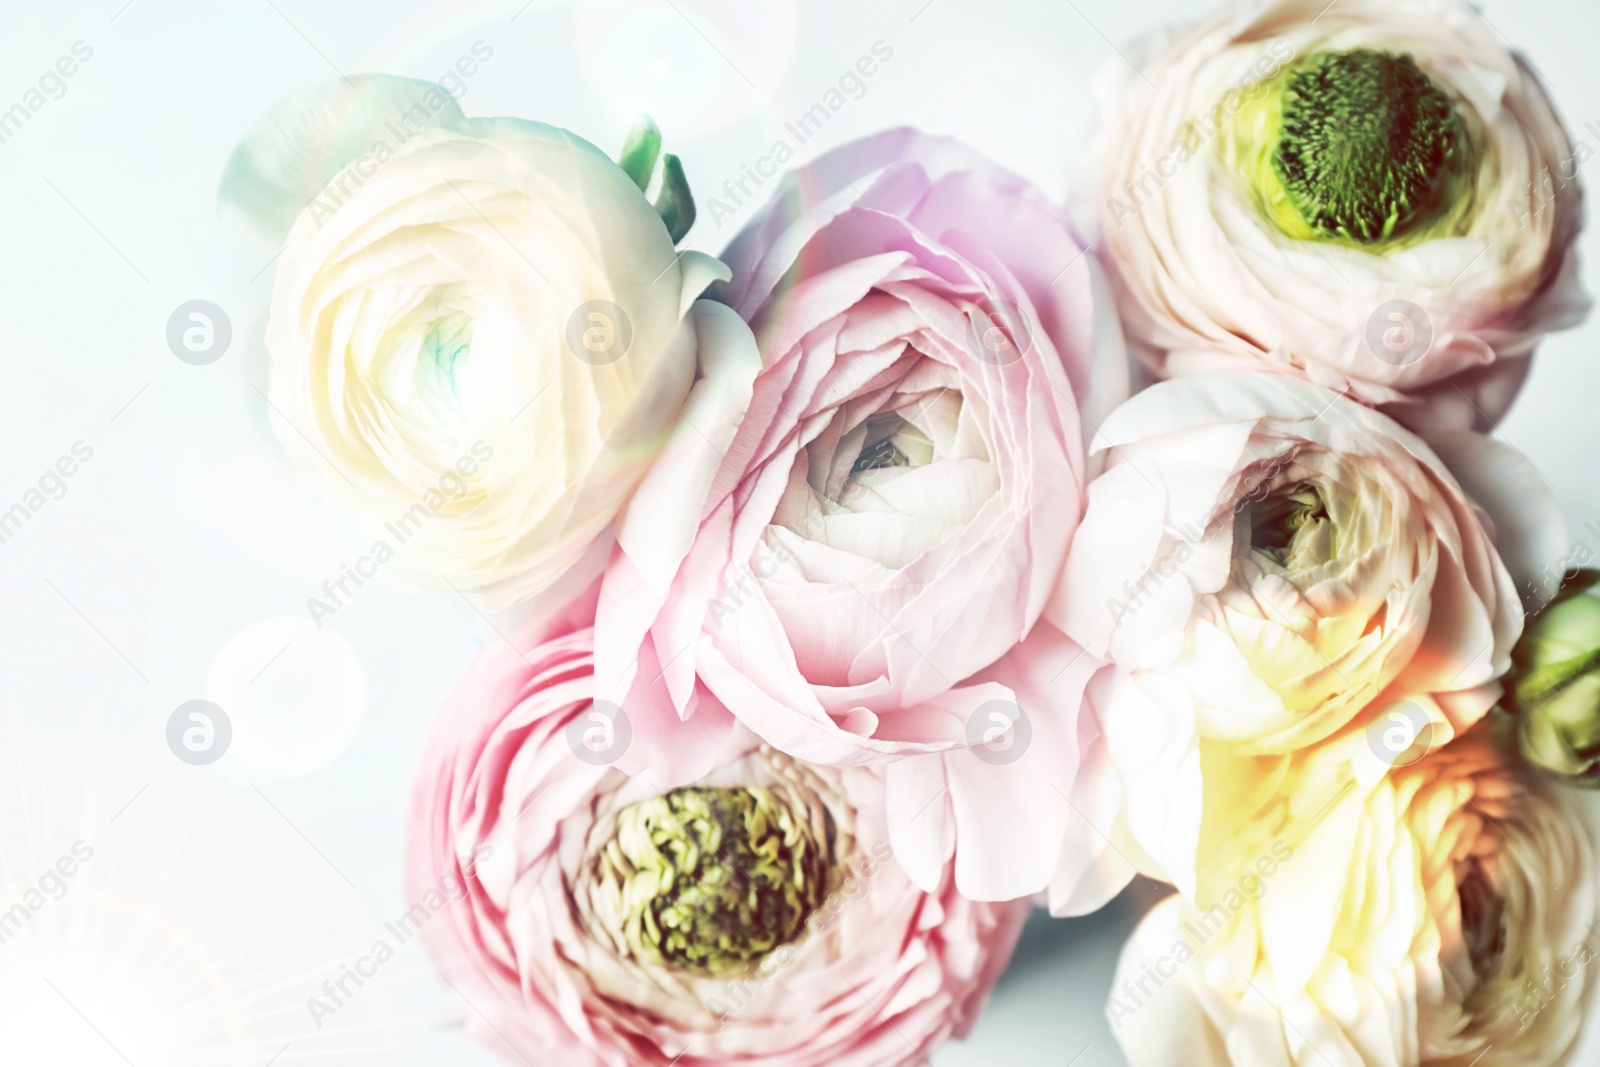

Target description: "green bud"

left=653, top=153, right=696, bottom=244
left=1510, top=571, right=1600, bottom=786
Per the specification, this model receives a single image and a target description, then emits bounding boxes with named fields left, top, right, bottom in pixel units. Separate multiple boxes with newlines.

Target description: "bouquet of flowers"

left=223, top=1, right=1600, bottom=1063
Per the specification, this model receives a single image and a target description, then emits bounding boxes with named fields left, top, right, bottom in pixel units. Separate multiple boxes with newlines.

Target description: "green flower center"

left=1272, top=50, right=1470, bottom=245
left=1248, top=481, right=1334, bottom=571
left=415, top=305, right=475, bottom=405
left=592, top=786, right=835, bottom=975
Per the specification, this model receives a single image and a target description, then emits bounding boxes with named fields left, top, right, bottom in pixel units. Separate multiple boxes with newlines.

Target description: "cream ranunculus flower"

left=1054, top=373, right=1555, bottom=892
left=1108, top=717, right=1599, bottom=1067
left=1090, top=0, right=1589, bottom=434
left=222, top=76, right=751, bottom=606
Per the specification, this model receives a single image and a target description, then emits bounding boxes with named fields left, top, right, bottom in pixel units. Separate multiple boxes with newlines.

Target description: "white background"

left=0, top=0, right=1597, bottom=1063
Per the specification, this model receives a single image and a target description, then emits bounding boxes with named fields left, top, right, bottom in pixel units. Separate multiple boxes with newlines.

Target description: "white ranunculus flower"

left=1109, top=718, right=1600, bottom=1067
left=1089, top=0, right=1589, bottom=434
left=1054, top=373, right=1557, bottom=891
left=222, top=76, right=753, bottom=606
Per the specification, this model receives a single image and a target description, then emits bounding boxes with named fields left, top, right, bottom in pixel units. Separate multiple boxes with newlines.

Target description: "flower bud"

left=1511, top=571, right=1600, bottom=785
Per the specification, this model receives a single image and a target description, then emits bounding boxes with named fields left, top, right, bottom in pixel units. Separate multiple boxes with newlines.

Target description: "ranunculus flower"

left=1108, top=717, right=1599, bottom=1067
left=1055, top=373, right=1550, bottom=891
left=1089, top=0, right=1589, bottom=434
left=221, top=76, right=753, bottom=606
left=591, top=128, right=1130, bottom=902
left=404, top=599, right=1028, bottom=1067
left=1512, top=571, right=1600, bottom=785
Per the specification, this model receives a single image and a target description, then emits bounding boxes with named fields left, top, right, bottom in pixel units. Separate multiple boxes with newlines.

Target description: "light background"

left=0, top=0, right=1596, bottom=1063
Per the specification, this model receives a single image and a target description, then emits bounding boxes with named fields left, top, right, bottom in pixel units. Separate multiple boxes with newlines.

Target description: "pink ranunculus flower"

left=1088, top=0, right=1589, bottom=435
left=592, top=128, right=1130, bottom=903
left=405, top=601, right=1028, bottom=1067
left=1054, top=373, right=1560, bottom=894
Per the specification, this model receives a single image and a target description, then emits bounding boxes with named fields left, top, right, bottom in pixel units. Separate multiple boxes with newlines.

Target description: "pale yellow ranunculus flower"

left=1110, top=718, right=1598, bottom=1067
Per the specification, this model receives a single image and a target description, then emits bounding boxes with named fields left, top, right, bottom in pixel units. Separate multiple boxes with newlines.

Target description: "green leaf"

left=617, top=114, right=662, bottom=191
